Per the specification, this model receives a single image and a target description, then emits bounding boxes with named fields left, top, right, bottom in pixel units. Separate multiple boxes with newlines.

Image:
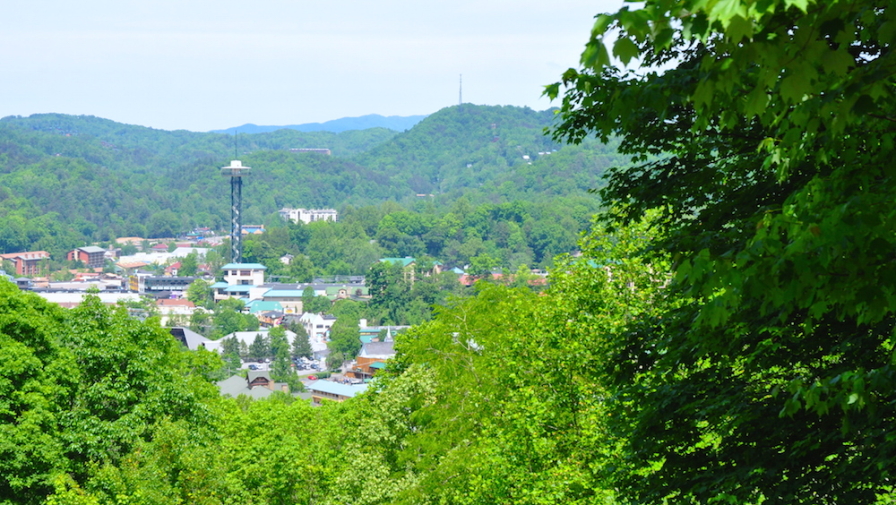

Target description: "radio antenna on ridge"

left=459, top=74, right=463, bottom=105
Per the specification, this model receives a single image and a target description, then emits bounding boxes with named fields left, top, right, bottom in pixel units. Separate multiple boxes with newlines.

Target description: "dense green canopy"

left=547, top=0, right=896, bottom=502
left=6, top=1, right=896, bottom=503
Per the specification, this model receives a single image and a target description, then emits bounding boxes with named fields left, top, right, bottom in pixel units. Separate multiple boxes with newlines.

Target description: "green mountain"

left=0, top=105, right=621, bottom=258
left=211, top=113, right=429, bottom=134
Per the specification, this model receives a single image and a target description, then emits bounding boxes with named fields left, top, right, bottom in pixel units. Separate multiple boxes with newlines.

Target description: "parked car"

left=248, top=364, right=259, bottom=370
left=307, top=375, right=317, bottom=380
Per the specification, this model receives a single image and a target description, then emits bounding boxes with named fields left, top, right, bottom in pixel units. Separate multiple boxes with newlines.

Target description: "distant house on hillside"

left=379, top=257, right=442, bottom=283
left=289, top=148, right=331, bottom=155
left=325, top=284, right=370, bottom=301
left=278, top=208, right=338, bottom=224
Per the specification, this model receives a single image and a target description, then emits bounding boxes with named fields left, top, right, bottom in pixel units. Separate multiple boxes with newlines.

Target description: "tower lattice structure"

left=221, top=160, right=250, bottom=263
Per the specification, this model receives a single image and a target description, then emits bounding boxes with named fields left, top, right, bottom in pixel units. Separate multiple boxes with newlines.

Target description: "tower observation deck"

left=221, top=160, right=250, bottom=263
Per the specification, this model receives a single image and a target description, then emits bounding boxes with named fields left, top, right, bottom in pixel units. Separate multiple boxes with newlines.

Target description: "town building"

left=170, top=327, right=207, bottom=350
left=306, top=380, right=368, bottom=404
left=261, top=289, right=305, bottom=314
left=136, top=275, right=199, bottom=295
left=0, top=251, right=50, bottom=276
left=155, top=299, right=197, bottom=325
left=289, top=148, right=331, bottom=155
left=212, top=263, right=267, bottom=302
left=223, top=263, right=267, bottom=286
left=353, top=339, right=396, bottom=379
left=378, top=256, right=445, bottom=283
left=67, top=246, right=107, bottom=269
left=201, top=329, right=297, bottom=354
left=278, top=208, right=338, bottom=224
left=299, top=312, right=336, bottom=352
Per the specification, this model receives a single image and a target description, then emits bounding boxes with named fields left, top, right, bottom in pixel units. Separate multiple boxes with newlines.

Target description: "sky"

left=3, top=0, right=625, bottom=132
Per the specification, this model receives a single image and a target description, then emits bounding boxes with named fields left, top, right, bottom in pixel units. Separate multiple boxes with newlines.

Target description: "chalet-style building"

left=354, top=340, right=396, bottom=379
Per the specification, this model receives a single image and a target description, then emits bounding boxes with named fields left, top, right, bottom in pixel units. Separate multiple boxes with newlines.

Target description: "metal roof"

left=380, top=257, right=415, bottom=267
left=263, top=289, right=306, bottom=298
left=306, top=380, right=368, bottom=398
left=222, top=263, right=267, bottom=270
left=245, top=300, right=284, bottom=313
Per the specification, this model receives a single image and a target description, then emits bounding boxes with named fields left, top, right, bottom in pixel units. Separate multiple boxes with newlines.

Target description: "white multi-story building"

left=278, top=208, right=338, bottom=224
left=222, top=263, right=267, bottom=286
left=299, top=312, right=336, bottom=352
left=212, top=263, right=267, bottom=302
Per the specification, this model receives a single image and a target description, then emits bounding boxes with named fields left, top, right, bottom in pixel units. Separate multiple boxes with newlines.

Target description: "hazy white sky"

left=2, top=0, right=625, bottom=132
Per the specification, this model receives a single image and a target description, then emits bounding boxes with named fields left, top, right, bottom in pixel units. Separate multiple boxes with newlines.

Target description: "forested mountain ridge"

left=0, top=105, right=620, bottom=257
left=0, top=113, right=399, bottom=162
left=210, top=113, right=429, bottom=134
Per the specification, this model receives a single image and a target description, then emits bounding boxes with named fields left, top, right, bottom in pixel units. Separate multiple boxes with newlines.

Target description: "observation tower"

left=221, top=160, right=250, bottom=263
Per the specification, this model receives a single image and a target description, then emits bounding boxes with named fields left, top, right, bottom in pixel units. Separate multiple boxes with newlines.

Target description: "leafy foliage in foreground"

left=548, top=0, right=896, bottom=502
left=9, top=200, right=895, bottom=505
left=0, top=282, right=218, bottom=505
left=7, top=215, right=659, bottom=505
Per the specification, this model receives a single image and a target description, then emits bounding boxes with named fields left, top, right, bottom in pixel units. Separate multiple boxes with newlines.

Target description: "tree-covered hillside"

left=0, top=105, right=620, bottom=257
left=211, top=113, right=429, bottom=134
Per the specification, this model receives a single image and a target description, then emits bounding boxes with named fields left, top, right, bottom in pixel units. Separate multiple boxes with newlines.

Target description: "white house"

left=299, top=312, right=336, bottom=352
